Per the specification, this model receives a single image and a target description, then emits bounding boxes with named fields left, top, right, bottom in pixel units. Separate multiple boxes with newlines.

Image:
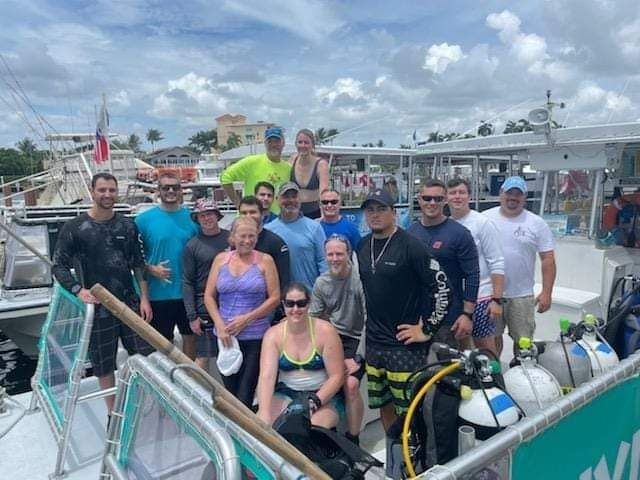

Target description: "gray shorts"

left=494, top=295, right=535, bottom=341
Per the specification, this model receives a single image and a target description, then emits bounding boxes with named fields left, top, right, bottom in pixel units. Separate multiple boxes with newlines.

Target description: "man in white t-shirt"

left=447, top=178, right=504, bottom=355
left=484, top=176, right=556, bottom=355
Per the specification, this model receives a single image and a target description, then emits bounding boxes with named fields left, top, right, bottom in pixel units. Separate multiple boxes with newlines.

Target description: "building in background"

left=216, top=114, right=274, bottom=147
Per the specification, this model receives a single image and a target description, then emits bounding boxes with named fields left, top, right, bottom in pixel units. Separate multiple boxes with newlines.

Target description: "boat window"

left=542, top=169, right=597, bottom=238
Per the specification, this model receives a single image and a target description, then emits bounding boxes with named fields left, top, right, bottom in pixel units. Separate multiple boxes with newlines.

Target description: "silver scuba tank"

left=576, top=314, right=620, bottom=376
left=537, top=318, right=593, bottom=392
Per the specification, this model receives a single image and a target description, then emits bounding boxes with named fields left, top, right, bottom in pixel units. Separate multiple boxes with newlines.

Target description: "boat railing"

left=102, top=352, right=306, bottom=479
left=29, top=283, right=113, bottom=479
left=420, top=351, right=640, bottom=479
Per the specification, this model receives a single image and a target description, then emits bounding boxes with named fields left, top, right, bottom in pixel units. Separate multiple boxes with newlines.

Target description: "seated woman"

left=256, top=282, right=344, bottom=428
left=204, top=216, right=280, bottom=408
left=289, top=129, right=330, bottom=219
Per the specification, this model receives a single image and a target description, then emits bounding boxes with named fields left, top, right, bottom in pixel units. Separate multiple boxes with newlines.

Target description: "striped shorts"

left=365, top=343, right=429, bottom=415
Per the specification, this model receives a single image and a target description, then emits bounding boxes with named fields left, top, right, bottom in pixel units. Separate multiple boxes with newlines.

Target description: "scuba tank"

left=455, top=350, right=520, bottom=441
left=577, top=314, right=620, bottom=376
left=537, top=318, right=593, bottom=393
left=503, top=337, right=563, bottom=415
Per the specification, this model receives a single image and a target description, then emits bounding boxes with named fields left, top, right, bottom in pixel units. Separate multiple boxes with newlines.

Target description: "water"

left=0, top=329, right=36, bottom=395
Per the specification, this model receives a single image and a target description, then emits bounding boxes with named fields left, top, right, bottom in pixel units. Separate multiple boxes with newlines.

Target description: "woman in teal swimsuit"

left=257, top=282, right=344, bottom=428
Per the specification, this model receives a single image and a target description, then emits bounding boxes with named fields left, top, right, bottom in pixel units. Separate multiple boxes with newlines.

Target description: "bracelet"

left=307, top=392, right=322, bottom=412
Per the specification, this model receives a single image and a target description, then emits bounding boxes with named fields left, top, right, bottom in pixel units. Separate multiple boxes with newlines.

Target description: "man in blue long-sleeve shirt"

left=265, top=182, right=327, bottom=291
left=408, top=179, right=479, bottom=347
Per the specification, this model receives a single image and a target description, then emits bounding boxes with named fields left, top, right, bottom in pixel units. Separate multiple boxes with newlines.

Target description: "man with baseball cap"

left=182, top=198, right=230, bottom=371
left=221, top=126, right=291, bottom=213
left=264, top=181, right=327, bottom=290
left=484, top=176, right=556, bottom=355
left=356, top=188, right=449, bottom=433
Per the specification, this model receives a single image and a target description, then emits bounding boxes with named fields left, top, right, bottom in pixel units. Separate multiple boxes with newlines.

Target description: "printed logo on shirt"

left=383, top=261, right=397, bottom=266
left=430, top=259, right=441, bottom=271
left=280, top=244, right=289, bottom=253
left=116, top=235, right=126, bottom=240
left=432, top=240, right=443, bottom=249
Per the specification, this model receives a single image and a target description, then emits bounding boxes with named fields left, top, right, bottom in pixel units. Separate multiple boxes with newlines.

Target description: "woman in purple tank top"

left=204, top=216, right=280, bottom=407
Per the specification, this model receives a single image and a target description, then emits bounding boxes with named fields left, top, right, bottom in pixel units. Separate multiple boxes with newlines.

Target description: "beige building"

left=215, top=114, right=274, bottom=148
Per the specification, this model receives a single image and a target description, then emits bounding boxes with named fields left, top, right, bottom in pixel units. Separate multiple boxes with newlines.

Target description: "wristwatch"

left=461, top=311, right=473, bottom=320
left=491, top=297, right=506, bottom=305
left=70, top=284, right=82, bottom=295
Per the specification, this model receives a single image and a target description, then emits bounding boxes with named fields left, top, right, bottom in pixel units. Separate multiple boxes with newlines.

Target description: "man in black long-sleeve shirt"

left=52, top=173, right=153, bottom=412
left=182, top=198, right=230, bottom=371
left=408, top=179, right=479, bottom=347
left=357, top=189, right=449, bottom=433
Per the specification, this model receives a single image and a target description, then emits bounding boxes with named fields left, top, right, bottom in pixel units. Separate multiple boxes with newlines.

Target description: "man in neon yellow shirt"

left=221, top=127, right=291, bottom=213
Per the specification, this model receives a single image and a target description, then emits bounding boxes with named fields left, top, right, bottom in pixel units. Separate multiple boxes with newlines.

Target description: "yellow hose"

left=402, top=361, right=461, bottom=478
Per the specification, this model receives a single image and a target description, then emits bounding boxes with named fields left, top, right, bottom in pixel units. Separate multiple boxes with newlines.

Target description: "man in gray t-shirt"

left=310, top=234, right=365, bottom=445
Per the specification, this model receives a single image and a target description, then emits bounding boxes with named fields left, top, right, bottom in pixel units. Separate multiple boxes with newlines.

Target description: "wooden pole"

left=90, top=283, right=330, bottom=480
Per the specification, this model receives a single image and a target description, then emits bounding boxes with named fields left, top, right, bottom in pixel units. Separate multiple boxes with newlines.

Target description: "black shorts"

left=196, top=329, right=218, bottom=358
left=150, top=299, right=193, bottom=341
left=340, top=335, right=364, bottom=380
left=89, top=305, right=153, bottom=377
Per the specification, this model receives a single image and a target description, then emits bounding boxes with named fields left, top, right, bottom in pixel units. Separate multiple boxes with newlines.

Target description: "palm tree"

left=477, top=121, right=494, bottom=137
left=224, top=132, right=242, bottom=151
left=146, top=129, right=164, bottom=152
left=16, top=137, right=37, bottom=156
left=188, top=129, right=218, bottom=153
left=315, top=127, right=339, bottom=145
left=376, top=139, right=385, bottom=147
left=427, top=131, right=443, bottom=143
left=127, top=134, right=142, bottom=152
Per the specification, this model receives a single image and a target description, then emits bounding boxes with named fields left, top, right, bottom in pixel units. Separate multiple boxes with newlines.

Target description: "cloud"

left=150, top=73, right=230, bottom=117
left=315, top=78, right=367, bottom=105
left=486, top=10, right=521, bottom=43
left=423, top=43, right=465, bottom=75
left=222, top=0, right=344, bottom=43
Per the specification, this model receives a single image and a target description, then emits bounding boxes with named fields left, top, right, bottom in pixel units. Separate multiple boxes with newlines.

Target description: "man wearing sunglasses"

left=136, top=172, right=199, bottom=358
left=319, top=189, right=362, bottom=252
left=357, top=188, right=449, bottom=433
left=408, top=179, right=479, bottom=348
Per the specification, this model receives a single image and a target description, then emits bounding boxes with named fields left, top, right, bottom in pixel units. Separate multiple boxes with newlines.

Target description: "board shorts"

left=365, top=342, right=428, bottom=415
left=150, top=299, right=193, bottom=341
left=472, top=299, right=497, bottom=338
left=89, top=305, right=153, bottom=377
left=340, top=334, right=365, bottom=380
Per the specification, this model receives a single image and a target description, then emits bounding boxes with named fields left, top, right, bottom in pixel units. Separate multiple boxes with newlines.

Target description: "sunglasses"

left=160, top=184, right=182, bottom=192
left=283, top=299, right=309, bottom=308
left=321, top=199, right=339, bottom=205
left=420, top=195, right=444, bottom=203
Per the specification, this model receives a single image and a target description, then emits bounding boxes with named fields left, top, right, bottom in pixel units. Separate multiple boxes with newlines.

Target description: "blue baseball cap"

left=501, top=176, right=527, bottom=193
left=265, top=127, right=284, bottom=140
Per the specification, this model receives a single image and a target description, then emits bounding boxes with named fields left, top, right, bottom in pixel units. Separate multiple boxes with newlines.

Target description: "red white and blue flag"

left=94, top=102, right=109, bottom=164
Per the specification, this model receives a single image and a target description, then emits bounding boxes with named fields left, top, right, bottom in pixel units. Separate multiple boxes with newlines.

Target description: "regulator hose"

left=402, top=361, right=461, bottom=479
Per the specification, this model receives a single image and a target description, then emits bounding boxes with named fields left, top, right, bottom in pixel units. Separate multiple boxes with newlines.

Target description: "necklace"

left=370, top=228, right=396, bottom=274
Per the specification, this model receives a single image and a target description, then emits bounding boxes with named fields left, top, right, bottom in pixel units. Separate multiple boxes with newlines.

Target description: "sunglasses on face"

left=283, top=298, right=309, bottom=308
left=321, top=199, right=339, bottom=205
left=160, top=184, right=182, bottom=192
left=420, top=195, right=444, bottom=203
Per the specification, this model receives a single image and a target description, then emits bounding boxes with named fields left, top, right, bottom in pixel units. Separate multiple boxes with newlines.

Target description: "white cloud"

left=615, top=19, right=640, bottom=61
left=150, top=72, right=230, bottom=117
left=486, top=10, right=521, bottom=43
left=423, top=43, right=465, bottom=75
left=222, top=0, right=344, bottom=43
left=112, top=90, right=131, bottom=108
left=315, top=78, right=367, bottom=105
left=573, top=82, right=632, bottom=113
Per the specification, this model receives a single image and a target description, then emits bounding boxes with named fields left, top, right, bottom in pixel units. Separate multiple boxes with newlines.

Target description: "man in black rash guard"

left=52, top=173, right=153, bottom=413
left=356, top=188, right=450, bottom=433
left=408, top=179, right=479, bottom=348
left=182, top=198, right=230, bottom=371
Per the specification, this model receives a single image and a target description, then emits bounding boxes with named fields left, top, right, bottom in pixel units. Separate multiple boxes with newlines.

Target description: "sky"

left=1, top=0, right=640, bottom=151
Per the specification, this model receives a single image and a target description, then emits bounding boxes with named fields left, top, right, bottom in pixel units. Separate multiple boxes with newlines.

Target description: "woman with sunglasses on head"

left=204, top=216, right=280, bottom=408
left=256, top=282, right=345, bottom=428
left=289, top=129, right=330, bottom=219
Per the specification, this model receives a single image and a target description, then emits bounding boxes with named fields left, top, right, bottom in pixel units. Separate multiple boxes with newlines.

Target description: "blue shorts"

left=472, top=299, right=496, bottom=338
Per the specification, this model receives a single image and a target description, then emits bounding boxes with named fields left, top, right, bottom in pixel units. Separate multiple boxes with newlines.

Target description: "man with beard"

left=311, top=234, right=365, bottom=445
left=136, top=173, right=199, bottom=358
left=53, top=173, right=153, bottom=412
left=356, top=188, right=449, bottom=432
left=264, top=182, right=327, bottom=291
left=182, top=198, right=230, bottom=371
left=484, top=176, right=556, bottom=355
left=221, top=127, right=291, bottom=214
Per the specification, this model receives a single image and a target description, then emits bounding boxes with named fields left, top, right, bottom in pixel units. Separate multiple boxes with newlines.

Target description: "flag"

left=94, top=102, right=110, bottom=164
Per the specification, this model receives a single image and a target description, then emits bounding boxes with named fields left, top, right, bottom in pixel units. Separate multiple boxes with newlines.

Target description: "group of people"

left=51, top=124, right=556, bottom=449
